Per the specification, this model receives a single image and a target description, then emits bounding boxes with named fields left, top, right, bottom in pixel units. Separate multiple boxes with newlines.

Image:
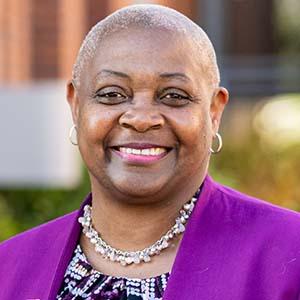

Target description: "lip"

left=111, top=143, right=171, bottom=149
left=110, top=143, right=172, bottom=165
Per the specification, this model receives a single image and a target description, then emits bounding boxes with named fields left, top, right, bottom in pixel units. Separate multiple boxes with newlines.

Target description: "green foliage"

left=210, top=132, right=300, bottom=211
left=0, top=170, right=90, bottom=242
left=274, top=0, right=300, bottom=54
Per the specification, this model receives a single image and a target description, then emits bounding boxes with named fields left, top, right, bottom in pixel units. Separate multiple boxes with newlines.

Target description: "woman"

left=1, top=4, right=300, bottom=300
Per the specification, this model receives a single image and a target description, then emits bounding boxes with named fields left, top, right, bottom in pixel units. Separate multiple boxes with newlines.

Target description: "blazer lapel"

left=46, top=194, right=92, bottom=299
left=163, top=176, right=214, bottom=300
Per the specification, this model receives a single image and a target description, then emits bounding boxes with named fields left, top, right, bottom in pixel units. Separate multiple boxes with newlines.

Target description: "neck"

left=88, top=174, right=206, bottom=252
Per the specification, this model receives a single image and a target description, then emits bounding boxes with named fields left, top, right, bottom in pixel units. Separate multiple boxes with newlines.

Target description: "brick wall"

left=31, top=0, right=59, bottom=79
left=0, top=0, right=200, bottom=84
left=226, top=0, right=276, bottom=55
left=107, top=0, right=197, bottom=20
left=58, top=0, right=88, bottom=79
left=2, top=0, right=277, bottom=84
left=0, top=0, right=32, bottom=83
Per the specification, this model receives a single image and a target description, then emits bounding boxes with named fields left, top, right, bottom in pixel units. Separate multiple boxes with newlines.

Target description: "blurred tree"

left=274, top=0, right=300, bottom=54
left=210, top=131, right=300, bottom=211
left=0, top=170, right=90, bottom=241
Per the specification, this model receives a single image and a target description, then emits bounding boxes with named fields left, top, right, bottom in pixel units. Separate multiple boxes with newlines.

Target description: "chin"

left=109, top=173, right=171, bottom=203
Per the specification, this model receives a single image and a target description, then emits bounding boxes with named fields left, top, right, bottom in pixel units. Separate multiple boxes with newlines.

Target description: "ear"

left=66, top=80, right=80, bottom=125
left=210, top=87, right=229, bottom=134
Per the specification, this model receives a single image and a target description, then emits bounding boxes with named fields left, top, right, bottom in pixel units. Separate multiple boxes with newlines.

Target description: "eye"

left=160, top=89, right=191, bottom=106
left=94, top=87, right=128, bottom=105
left=165, top=93, right=189, bottom=100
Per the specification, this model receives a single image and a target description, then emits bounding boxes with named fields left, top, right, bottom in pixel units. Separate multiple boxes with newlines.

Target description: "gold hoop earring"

left=69, top=124, right=78, bottom=146
left=210, top=132, right=222, bottom=154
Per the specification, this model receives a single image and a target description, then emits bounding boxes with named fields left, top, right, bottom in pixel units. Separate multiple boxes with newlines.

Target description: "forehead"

left=84, top=27, right=206, bottom=87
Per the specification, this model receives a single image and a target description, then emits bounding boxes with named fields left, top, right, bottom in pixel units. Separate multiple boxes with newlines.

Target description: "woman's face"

left=68, top=27, right=228, bottom=202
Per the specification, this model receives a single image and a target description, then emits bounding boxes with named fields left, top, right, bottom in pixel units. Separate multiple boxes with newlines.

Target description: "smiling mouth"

left=118, top=147, right=167, bottom=156
left=111, top=145, right=172, bottom=164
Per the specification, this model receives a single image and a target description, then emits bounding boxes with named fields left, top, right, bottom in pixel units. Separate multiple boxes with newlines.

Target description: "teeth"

left=119, top=147, right=167, bottom=156
left=141, top=149, right=150, bottom=155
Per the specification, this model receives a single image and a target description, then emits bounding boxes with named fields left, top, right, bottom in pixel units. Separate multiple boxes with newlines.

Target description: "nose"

left=119, top=105, right=165, bottom=132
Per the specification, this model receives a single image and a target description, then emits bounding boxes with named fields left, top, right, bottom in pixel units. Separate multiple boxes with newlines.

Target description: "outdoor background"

left=1, top=0, right=300, bottom=242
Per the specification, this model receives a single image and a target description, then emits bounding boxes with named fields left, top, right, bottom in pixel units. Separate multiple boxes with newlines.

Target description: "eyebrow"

left=159, top=72, right=191, bottom=83
left=95, top=69, right=130, bottom=79
left=95, top=70, right=191, bottom=83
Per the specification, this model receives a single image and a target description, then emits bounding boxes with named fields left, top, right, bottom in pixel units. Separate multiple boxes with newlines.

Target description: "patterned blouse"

left=56, top=244, right=170, bottom=300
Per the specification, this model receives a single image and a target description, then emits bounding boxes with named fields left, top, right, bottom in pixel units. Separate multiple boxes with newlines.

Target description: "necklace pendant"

left=95, top=245, right=105, bottom=255
left=109, top=252, right=117, bottom=262
left=120, top=259, right=127, bottom=266
left=161, top=240, right=169, bottom=249
left=143, top=254, right=151, bottom=263
left=133, top=255, right=140, bottom=264
left=178, top=223, right=185, bottom=233
left=125, top=256, right=134, bottom=265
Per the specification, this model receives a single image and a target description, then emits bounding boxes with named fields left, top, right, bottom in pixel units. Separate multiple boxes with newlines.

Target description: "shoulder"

left=0, top=210, right=82, bottom=299
left=0, top=210, right=78, bottom=254
left=209, top=180, right=300, bottom=236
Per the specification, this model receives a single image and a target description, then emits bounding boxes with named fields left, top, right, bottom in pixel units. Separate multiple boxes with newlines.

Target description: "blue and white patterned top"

left=56, top=244, right=170, bottom=299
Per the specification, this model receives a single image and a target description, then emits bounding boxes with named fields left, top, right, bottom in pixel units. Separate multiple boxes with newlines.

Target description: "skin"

left=67, top=27, right=228, bottom=278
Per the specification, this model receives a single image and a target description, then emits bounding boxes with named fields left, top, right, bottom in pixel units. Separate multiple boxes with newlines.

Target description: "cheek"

left=78, top=106, right=118, bottom=144
left=169, top=110, right=211, bottom=179
left=185, top=119, right=211, bottom=162
left=169, top=108, right=212, bottom=177
left=170, top=107, right=212, bottom=149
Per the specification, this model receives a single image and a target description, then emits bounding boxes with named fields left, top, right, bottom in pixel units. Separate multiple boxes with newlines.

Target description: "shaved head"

left=72, top=4, right=220, bottom=88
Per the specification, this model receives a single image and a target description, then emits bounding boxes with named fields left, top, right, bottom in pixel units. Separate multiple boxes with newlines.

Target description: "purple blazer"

left=1, top=176, right=300, bottom=299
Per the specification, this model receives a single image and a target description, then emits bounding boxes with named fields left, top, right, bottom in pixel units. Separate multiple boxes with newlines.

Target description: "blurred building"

left=1, top=0, right=299, bottom=94
left=0, top=0, right=299, bottom=187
